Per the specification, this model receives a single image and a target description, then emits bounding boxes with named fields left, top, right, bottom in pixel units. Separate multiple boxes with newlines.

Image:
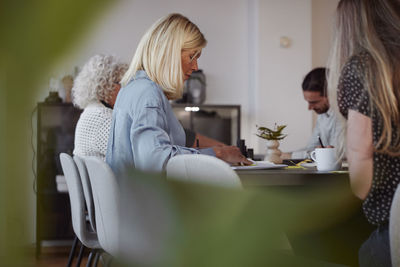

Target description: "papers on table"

left=231, top=161, right=288, bottom=170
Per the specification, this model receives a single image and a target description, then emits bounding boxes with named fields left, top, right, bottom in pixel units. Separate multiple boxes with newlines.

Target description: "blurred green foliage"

left=0, top=1, right=365, bottom=266
left=119, top=168, right=359, bottom=267
left=0, top=0, right=112, bottom=265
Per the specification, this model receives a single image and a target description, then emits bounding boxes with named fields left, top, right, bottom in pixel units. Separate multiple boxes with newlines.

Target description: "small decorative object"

left=256, top=124, right=287, bottom=164
left=45, top=91, right=62, bottom=103
left=175, top=70, right=206, bottom=104
left=46, top=78, right=62, bottom=103
left=280, top=36, right=292, bottom=48
left=61, top=75, right=74, bottom=103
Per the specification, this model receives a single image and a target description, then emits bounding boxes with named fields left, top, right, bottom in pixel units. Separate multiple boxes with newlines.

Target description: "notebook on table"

left=231, top=161, right=287, bottom=170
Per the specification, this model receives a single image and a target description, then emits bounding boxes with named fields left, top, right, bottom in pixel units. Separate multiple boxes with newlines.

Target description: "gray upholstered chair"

left=390, top=184, right=400, bottom=267
left=59, top=153, right=101, bottom=267
left=83, top=156, right=119, bottom=257
left=74, top=156, right=96, bottom=233
left=166, top=154, right=242, bottom=188
left=166, top=154, right=294, bottom=255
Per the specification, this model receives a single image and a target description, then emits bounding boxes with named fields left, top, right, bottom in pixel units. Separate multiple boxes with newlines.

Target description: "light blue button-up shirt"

left=106, top=70, right=215, bottom=173
left=292, top=108, right=344, bottom=159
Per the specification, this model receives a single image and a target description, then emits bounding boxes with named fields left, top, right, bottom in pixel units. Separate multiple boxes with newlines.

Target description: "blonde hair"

left=72, top=54, right=128, bottom=109
left=121, top=13, right=207, bottom=100
left=327, top=0, right=400, bottom=156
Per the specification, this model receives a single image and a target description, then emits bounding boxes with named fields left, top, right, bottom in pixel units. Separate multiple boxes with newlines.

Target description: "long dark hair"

left=328, top=0, right=400, bottom=155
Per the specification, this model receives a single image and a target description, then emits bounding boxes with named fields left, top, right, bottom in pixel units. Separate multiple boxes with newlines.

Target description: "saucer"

left=300, top=162, right=316, bottom=168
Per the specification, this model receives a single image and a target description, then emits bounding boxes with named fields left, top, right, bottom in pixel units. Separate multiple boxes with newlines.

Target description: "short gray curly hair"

left=72, top=54, right=128, bottom=109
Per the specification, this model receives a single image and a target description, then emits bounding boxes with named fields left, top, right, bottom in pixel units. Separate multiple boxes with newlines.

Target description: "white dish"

left=301, top=162, right=347, bottom=168
left=300, top=162, right=317, bottom=168
left=232, top=161, right=288, bottom=170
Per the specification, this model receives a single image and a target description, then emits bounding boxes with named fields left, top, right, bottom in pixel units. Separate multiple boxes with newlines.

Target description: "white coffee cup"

left=310, top=148, right=341, bottom=171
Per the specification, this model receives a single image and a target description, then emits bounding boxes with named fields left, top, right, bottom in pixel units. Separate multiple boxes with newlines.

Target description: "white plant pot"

left=264, top=140, right=283, bottom=164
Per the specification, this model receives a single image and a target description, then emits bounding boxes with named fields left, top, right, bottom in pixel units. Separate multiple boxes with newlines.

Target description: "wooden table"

left=235, top=166, right=373, bottom=267
left=236, top=167, right=349, bottom=187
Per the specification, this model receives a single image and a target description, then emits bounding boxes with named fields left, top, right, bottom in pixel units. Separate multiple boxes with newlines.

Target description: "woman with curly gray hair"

left=72, top=54, right=128, bottom=160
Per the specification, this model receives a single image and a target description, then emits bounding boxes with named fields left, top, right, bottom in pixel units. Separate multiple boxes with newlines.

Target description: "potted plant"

left=256, top=124, right=287, bottom=164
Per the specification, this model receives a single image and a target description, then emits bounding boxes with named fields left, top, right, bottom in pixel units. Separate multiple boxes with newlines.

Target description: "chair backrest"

left=74, top=155, right=96, bottom=232
left=59, top=153, right=99, bottom=248
left=390, top=184, right=400, bottom=267
left=166, top=154, right=242, bottom=188
left=84, top=156, right=119, bottom=255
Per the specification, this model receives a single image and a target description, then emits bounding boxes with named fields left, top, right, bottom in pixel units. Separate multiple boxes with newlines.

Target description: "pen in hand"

left=318, top=136, right=325, bottom=148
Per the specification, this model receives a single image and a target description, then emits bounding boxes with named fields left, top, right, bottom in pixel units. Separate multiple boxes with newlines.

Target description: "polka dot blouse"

left=338, top=52, right=400, bottom=225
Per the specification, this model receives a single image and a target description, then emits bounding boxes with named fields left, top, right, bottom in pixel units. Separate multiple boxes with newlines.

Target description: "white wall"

left=309, top=0, right=339, bottom=130
left=255, top=0, right=312, bottom=153
left=312, top=0, right=339, bottom=68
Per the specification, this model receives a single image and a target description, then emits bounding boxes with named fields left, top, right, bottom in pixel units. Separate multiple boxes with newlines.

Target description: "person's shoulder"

left=121, top=73, right=164, bottom=108
left=338, top=52, right=369, bottom=95
left=78, top=103, right=111, bottom=125
left=342, top=51, right=370, bottom=77
left=126, top=72, right=162, bottom=95
left=338, top=51, right=371, bottom=118
left=84, top=102, right=112, bottom=115
left=135, top=80, right=163, bottom=98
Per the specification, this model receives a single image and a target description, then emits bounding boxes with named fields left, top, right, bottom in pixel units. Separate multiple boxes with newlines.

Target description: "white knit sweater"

left=73, top=102, right=112, bottom=160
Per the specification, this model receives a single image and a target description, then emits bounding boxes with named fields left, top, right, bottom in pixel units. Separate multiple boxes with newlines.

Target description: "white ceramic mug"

left=310, top=148, right=341, bottom=171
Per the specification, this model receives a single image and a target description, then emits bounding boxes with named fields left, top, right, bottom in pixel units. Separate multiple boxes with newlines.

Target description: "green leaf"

left=255, top=124, right=287, bottom=140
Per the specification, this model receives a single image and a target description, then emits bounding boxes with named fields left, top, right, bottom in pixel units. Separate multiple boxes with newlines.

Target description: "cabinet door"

left=172, top=104, right=240, bottom=146
left=36, top=103, right=82, bottom=241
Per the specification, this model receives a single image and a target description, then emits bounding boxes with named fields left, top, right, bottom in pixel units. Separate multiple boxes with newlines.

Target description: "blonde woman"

left=328, top=0, right=400, bottom=265
left=73, top=54, right=128, bottom=160
left=106, top=13, right=250, bottom=173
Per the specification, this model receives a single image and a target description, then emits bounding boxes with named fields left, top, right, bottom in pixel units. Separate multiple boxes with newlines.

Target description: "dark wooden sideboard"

left=36, top=102, right=82, bottom=256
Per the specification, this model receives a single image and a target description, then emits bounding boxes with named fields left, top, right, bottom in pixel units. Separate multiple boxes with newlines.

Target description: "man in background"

left=282, top=67, right=343, bottom=159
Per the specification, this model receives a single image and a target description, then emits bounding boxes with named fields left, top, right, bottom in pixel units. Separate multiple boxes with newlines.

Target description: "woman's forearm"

left=193, top=133, right=226, bottom=148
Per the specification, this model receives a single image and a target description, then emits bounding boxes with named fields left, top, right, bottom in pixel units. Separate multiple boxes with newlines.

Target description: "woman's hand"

left=213, top=146, right=252, bottom=165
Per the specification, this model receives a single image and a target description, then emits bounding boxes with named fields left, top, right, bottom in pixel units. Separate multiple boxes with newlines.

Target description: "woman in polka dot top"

left=327, top=0, right=400, bottom=265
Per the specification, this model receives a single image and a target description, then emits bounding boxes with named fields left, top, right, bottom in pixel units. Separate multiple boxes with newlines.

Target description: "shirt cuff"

left=291, top=150, right=310, bottom=159
left=198, top=147, right=216, bottom=157
left=184, top=128, right=196, bottom=147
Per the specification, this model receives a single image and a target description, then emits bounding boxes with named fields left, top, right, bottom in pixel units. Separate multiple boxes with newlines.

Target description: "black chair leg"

left=93, top=251, right=100, bottom=267
left=86, top=249, right=95, bottom=267
left=67, top=236, right=79, bottom=267
left=76, top=243, right=85, bottom=267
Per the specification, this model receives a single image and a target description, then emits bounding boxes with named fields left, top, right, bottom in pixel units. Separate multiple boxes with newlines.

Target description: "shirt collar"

left=323, top=107, right=334, bottom=118
left=87, top=101, right=104, bottom=108
left=134, top=70, right=150, bottom=80
left=86, top=101, right=112, bottom=110
left=101, top=100, right=113, bottom=109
